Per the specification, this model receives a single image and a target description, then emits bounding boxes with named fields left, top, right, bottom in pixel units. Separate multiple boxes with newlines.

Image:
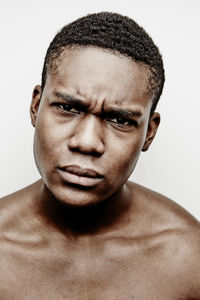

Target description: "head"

left=42, top=12, right=165, bottom=115
left=30, top=12, right=165, bottom=207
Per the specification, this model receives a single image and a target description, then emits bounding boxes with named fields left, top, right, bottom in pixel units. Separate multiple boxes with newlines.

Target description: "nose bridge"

left=68, top=114, right=105, bottom=155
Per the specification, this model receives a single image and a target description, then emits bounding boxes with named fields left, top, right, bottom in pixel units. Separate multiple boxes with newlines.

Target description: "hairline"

left=42, top=44, right=156, bottom=113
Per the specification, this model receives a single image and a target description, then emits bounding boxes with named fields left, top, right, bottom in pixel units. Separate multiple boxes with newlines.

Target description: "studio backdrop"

left=0, top=0, right=199, bottom=220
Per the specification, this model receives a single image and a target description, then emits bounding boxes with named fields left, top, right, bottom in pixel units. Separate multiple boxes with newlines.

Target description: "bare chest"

left=0, top=237, right=192, bottom=300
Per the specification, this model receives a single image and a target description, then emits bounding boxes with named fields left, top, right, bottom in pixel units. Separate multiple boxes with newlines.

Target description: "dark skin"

left=0, top=47, right=200, bottom=299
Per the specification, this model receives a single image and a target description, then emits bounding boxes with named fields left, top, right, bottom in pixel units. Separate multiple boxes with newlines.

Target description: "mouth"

left=57, top=165, right=103, bottom=187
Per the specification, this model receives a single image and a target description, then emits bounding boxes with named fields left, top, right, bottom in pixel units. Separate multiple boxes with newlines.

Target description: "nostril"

left=69, top=146, right=103, bottom=157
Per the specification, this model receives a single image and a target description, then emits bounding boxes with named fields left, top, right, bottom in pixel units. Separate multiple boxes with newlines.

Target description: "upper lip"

left=58, top=165, right=103, bottom=178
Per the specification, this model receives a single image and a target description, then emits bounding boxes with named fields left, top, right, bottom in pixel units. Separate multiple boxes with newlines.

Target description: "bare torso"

left=0, top=180, right=200, bottom=299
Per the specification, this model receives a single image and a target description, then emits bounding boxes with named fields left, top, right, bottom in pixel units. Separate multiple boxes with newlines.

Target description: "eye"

left=57, top=103, right=80, bottom=114
left=107, top=117, right=137, bottom=127
left=112, top=117, right=129, bottom=125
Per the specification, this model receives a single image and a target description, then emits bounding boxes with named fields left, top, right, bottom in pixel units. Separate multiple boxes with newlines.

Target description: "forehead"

left=44, top=46, right=152, bottom=111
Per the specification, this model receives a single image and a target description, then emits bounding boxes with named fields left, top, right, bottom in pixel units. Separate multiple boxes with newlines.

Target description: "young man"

left=0, top=12, right=200, bottom=299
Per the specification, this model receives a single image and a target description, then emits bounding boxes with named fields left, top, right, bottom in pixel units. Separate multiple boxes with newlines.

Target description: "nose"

left=68, top=115, right=105, bottom=156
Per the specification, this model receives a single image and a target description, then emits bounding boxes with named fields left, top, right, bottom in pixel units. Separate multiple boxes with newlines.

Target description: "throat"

left=36, top=181, right=131, bottom=236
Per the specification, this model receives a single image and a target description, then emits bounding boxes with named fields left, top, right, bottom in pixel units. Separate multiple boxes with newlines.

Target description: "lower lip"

left=57, top=169, right=102, bottom=187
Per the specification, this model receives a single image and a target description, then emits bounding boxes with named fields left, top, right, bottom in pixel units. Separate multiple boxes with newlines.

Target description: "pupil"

left=118, top=118, right=125, bottom=124
left=64, top=104, right=71, bottom=110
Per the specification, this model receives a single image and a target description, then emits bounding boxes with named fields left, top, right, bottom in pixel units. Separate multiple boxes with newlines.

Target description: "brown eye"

left=58, top=103, right=80, bottom=114
left=109, top=117, right=132, bottom=125
left=115, top=117, right=129, bottom=125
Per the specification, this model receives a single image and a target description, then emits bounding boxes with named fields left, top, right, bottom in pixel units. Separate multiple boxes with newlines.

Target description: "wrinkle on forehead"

left=68, top=87, right=148, bottom=116
left=45, top=46, right=154, bottom=113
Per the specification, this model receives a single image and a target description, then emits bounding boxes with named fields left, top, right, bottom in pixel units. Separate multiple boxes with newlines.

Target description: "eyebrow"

left=53, top=91, right=89, bottom=111
left=53, top=91, right=143, bottom=118
left=105, top=108, right=142, bottom=118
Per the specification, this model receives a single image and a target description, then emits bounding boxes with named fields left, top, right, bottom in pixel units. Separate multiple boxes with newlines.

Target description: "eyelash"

left=107, top=117, right=137, bottom=127
left=53, top=103, right=138, bottom=128
left=56, top=103, right=80, bottom=114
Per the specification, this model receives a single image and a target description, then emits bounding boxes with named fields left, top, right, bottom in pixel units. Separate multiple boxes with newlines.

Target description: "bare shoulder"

left=0, top=186, right=28, bottom=225
left=128, top=181, right=200, bottom=297
left=0, top=183, right=36, bottom=219
left=128, top=180, right=200, bottom=228
left=0, top=181, right=43, bottom=238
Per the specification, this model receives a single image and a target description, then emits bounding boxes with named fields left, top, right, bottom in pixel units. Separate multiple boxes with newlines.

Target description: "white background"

left=0, top=0, right=199, bottom=220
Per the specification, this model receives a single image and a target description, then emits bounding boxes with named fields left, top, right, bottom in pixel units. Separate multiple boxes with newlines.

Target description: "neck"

left=34, top=180, right=131, bottom=236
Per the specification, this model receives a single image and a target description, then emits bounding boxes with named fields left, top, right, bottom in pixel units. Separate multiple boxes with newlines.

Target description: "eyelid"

left=106, top=116, right=138, bottom=127
left=52, top=94, right=89, bottom=112
left=53, top=102, right=81, bottom=114
left=51, top=101, right=138, bottom=127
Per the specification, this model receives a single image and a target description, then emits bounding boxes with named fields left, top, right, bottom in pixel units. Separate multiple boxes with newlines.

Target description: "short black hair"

left=42, top=12, right=165, bottom=113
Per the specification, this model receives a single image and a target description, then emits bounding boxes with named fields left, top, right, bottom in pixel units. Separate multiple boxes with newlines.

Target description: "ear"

left=30, top=85, right=42, bottom=127
left=142, top=112, right=160, bottom=152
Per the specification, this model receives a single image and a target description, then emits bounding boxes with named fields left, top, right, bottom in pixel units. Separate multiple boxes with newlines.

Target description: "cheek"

left=105, top=133, right=144, bottom=179
left=33, top=115, right=65, bottom=170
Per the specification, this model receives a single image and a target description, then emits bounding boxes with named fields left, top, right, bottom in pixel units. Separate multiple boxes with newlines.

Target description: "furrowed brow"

left=52, top=92, right=143, bottom=117
left=53, top=91, right=89, bottom=111
left=106, top=108, right=142, bottom=118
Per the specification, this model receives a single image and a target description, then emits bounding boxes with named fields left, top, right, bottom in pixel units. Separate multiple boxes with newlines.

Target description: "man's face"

left=31, top=47, right=159, bottom=206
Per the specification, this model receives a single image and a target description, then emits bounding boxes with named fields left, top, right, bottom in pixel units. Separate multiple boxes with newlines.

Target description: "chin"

left=45, top=183, right=106, bottom=208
